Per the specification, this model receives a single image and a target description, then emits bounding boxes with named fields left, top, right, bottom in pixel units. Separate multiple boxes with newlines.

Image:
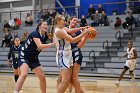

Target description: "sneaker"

left=115, top=81, right=120, bottom=86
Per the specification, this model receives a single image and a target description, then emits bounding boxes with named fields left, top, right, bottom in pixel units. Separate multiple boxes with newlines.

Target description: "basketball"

left=88, top=27, right=97, bottom=40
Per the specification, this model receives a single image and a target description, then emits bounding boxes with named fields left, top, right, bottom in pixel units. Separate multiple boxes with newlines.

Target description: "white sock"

left=13, top=91, right=19, bottom=93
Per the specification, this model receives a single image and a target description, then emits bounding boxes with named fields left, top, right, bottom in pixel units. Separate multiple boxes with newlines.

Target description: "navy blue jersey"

left=7, top=44, right=22, bottom=63
left=71, top=31, right=81, bottom=48
left=71, top=30, right=83, bottom=65
left=21, top=30, right=48, bottom=58
left=18, top=30, right=49, bottom=70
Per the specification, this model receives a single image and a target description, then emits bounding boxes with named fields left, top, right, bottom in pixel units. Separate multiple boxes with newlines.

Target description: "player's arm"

left=122, top=53, right=128, bottom=58
left=33, top=38, right=55, bottom=50
left=56, top=29, right=89, bottom=43
left=77, top=30, right=88, bottom=48
left=132, top=49, right=137, bottom=59
left=64, top=27, right=85, bottom=35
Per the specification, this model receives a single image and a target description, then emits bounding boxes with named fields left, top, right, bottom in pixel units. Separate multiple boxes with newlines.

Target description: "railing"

left=91, top=1, right=140, bottom=15
left=103, top=40, right=110, bottom=57
left=0, top=6, right=80, bottom=23
left=89, top=50, right=96, bottom=68
left=115, top=31, right=122, bottom=48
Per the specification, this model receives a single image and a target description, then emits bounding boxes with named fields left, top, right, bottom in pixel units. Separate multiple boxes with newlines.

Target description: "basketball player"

left=13, top=21, right=55, bottom=93
left=115, top=40, right=137, bottom=86
left=7, top=37, right=22, bottom=82
left=54, top=15, right=90, bottom=93
left=66, top=17, right=88, bottom=93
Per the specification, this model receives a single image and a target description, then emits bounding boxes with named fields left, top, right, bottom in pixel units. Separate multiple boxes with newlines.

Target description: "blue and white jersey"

left=54, top=27, right=73, bottom=69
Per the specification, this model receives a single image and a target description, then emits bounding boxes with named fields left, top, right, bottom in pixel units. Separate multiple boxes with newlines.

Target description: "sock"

left=14, top=75, right=19, bottom=82
left=13, top=91, right=19, bottom=93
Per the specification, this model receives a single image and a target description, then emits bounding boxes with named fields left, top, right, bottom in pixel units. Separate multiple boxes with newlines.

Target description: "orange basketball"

left=88, top=27, right=96, bottom=40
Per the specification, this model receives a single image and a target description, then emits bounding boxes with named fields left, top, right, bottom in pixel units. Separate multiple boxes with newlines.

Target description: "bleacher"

left=0, top=13, right=140, bottom=78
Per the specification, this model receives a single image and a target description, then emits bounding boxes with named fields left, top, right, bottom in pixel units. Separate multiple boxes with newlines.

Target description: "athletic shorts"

left=18, top=55, right=41, bottom=70
left=124, top=59, right=136, bottom=71
left=72, top=48, right=83, bottom=66
left=12, top=61, right=18, bottom=69
left=56, top=50, right=73, bottom=70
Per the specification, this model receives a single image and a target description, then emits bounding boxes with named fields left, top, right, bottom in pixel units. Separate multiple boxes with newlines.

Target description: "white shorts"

left=124, top=59, right=136, bottom=71
left=56, top=50, right=73, bottom=70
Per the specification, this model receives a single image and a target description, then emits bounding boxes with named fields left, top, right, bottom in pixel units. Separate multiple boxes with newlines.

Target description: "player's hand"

left=6, top=60, right=12, bottom=67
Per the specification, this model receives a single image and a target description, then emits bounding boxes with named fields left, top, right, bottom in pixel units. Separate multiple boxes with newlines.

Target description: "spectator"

left=87, top=4, right=96, bottom=20
left=93, top=11, right=100, bottom=26
left=9, top=17, right=16, bottom=30
left=3, top=20, right=11, bottom=33
left=114, top=17, right=122, bottom=28
left=1, top=32, right=12, bottom=47
left=98, top=11, right=108, bottom=26
left=80, top=15, right=87, bottom=27
left=14, top=17, right=21, bottom=29
left=122, top=11, right=135, bottom=29
left=1, top=32, right=8, bottom=47
left=98, top=4, right=104, bottom=14
left=25, top=13, right=33, bottom=26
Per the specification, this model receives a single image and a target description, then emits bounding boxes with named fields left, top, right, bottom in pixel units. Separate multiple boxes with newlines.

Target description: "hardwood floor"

left=0, top=73, right=140, bottom=93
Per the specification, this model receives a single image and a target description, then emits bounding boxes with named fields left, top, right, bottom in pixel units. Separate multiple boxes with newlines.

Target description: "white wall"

left=0, top=0, right=55, bottom=22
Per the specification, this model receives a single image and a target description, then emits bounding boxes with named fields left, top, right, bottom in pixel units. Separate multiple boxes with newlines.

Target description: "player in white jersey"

left=54, top=14, right=90, bottom=93
left=115, top=40, right=137, bottom=86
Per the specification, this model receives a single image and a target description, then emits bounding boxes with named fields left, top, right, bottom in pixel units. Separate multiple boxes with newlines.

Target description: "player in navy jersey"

left=13, top=21, right=55, bottom=93
left=7, top=37, right=22, bottom=82
left=66, top=17, right=88, bottom=93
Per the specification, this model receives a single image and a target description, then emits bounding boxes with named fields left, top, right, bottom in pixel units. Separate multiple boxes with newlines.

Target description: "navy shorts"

left=18, top=55, right=41, bottom=70
left=72, top=48, right=83, bottom=66
left=12, top=61, right=18, bottom=69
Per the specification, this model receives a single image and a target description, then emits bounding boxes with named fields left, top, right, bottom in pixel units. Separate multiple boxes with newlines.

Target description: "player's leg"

left=13, top=62, right=19, bottom=82
left=14, top=63, right=29, bottom=93
left=129, top=62, right=136, bottom=82
left=68, top=66, right=73, bottom=93
left=57, top=69, right=70, bottom=93
left=115, top=66, right=128, bottom=86
left=33, top=66, right=46, bottom=93
left=13, top=68, right=19, bottom=82
left=72, top=62, right=84, bottom=93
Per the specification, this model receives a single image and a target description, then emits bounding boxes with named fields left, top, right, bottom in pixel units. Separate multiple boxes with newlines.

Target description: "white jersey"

left=127, top=47, right=135, bottom=60
left=54, top=27, right=73, bottom=69
left=125, top=47, right=136, bottom=71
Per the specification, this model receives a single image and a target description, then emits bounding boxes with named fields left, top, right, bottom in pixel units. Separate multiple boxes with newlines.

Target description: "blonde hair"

left=54, top=14, right=65, bottom=25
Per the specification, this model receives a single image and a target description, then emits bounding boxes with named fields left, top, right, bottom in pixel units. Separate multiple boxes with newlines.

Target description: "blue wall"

left=80, top=0, right=126, bottom=18
left=55, top=0, right=127, bottom=18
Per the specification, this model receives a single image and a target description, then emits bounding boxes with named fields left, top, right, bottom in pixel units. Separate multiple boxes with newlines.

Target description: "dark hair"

left=36, top=20, right=47, bottom=30
left=128, top=40, right=133, bottom=45
left=68, top=16, right=77, bottom=24
left=116, top=17, right=119, bottom=20
left=14, top=37, right=20, bottom=41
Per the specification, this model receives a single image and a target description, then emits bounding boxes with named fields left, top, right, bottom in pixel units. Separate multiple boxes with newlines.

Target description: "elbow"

left=37, top=44, right=43, bottom=49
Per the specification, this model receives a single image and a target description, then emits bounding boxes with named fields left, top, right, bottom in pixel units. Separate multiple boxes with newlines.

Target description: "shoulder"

left=29, top=30, right=40, bottom=38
